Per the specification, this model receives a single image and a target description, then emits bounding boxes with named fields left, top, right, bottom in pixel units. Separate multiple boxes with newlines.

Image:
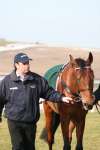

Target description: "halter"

left=58, top=64, right=93, bottom=103
left=74, top=66, right=93, bottom=92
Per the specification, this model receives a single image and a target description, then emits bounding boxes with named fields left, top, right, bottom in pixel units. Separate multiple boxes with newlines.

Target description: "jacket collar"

left=10, top=70, right=34, bottom=81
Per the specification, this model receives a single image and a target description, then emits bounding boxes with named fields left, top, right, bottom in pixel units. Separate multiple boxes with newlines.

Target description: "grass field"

left=0, top=112, right=100, bottom=150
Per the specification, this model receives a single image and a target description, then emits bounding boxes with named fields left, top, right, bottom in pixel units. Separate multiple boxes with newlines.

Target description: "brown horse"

left=43, top=52, right=94, bottom=150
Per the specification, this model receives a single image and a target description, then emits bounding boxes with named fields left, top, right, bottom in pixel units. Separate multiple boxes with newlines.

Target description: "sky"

left=0, top=0, right=100, bottom=48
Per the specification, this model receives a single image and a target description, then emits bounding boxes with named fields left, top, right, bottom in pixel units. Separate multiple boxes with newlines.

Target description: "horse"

left=42, top=52, right=95, bottom=150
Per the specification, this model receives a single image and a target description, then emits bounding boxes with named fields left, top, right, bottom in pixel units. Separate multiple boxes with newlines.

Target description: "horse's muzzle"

left=83, top=103, right=93, bottom=110
left=82, top=95, right=95, bottom=110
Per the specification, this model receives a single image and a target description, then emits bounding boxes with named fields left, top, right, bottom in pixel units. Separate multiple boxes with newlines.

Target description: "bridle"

left=74, top=66, right=93, bottom=93
left=58, top=64, right=94, bottom=104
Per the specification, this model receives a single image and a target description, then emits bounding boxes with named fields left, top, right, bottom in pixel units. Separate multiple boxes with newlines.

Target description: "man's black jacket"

left=0, top=71, right=63, bottom=123
left=94, top=84, right=100, bottom=104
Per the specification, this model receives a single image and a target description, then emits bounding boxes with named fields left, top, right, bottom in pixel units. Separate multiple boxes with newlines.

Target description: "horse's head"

left=61, top=52, right=94, bottom=110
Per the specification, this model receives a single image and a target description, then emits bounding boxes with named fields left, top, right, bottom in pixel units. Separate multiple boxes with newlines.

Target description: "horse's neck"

left=56, top=66, right=78, bottom=95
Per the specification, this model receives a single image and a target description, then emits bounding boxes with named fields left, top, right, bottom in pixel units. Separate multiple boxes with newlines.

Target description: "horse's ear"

left=69, top=54, right=77, bottom=66
left=87, top=52, right=93, bottom=65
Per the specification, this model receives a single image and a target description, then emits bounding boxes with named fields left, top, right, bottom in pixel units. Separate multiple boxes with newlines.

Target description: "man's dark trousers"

left=7, top=119, right=36, bottom=150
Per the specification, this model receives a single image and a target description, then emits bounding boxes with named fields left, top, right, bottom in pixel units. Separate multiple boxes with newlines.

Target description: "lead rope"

left=95, top=102, right=100, bottom=114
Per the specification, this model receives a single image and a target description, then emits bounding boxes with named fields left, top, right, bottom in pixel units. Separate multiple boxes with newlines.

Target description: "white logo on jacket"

left=30, top=85, right=36, bottom=88
left=10, top=87, right=18, bottom=90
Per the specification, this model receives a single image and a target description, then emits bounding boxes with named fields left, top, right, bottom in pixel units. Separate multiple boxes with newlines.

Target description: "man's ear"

left=14, top=62, right=19, bottom=69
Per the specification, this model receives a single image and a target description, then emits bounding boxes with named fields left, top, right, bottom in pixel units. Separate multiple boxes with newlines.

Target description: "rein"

left=61, top=79, right=81, bottom=102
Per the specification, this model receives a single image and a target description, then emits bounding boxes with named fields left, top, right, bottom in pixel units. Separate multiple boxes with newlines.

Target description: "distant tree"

left=0, top=38, right=7, bottom=46
left=0, top=38, right=15, bottom=46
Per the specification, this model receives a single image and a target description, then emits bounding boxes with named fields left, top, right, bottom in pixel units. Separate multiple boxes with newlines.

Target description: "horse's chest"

left=59, top=103, right=86, bottom=120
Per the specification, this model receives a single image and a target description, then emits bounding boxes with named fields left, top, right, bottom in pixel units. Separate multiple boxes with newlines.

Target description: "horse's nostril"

left=88, top=105, right=93, bottom=110
left=83, top=103, right=93, bottom=110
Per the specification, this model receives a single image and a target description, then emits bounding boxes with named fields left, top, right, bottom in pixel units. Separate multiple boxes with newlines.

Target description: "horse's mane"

left=60, top=58, right=87, bottom=73
left=75, top=58, right=87, bottom=68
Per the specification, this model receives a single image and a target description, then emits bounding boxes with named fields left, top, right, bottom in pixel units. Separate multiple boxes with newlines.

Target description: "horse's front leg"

left=75, top=119, right=85, bottom=150
left=61, top=119, right=75, bottom=150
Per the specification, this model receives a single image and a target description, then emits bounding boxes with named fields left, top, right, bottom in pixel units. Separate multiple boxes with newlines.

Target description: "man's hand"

left=62, top=96, right=74, bottom=104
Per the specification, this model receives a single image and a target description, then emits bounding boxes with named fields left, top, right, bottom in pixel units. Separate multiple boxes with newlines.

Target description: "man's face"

left=15, top=61, right=30, bottom=74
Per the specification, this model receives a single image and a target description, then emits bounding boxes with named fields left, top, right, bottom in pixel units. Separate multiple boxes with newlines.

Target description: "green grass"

left=0, top=112, right=100, bottom=150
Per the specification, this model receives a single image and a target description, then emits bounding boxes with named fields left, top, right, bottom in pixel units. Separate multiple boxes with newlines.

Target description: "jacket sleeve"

left=40, top=77, right=63, bottom=102
left=93, top=84, right=100, bottom=103
left=0, top=78, right=6, bottom=117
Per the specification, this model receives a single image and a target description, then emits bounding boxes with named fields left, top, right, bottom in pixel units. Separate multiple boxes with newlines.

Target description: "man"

left=0, top=52, right=73, bottom=150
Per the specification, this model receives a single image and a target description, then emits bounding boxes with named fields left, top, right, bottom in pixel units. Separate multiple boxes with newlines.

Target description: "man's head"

left=14, top=53, right=32, bottom=75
